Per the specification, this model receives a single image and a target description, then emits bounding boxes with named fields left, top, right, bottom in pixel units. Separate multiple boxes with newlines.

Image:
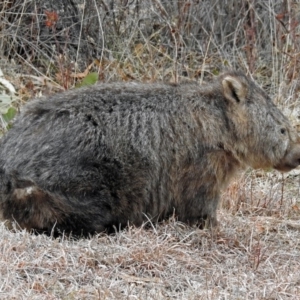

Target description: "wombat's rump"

left=0, top=71, right=299, bottom=235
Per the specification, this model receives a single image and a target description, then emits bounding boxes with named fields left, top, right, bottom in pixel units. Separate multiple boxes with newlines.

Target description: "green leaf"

left=76, top=72, right=98, bottom=88
left=223, top=60, right=229, bottom=66
left=212, top=69, right=220, bottom=76
left=2, top=107, right=17, bottom=123
left=0, top=93, right=15, bottom=114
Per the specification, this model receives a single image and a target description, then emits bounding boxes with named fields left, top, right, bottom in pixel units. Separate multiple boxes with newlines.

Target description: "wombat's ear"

left=222, top=75, right=247, bottom=104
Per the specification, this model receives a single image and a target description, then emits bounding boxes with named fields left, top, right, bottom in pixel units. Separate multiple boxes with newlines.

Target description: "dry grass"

left=0, top=215, right=299, bottom=299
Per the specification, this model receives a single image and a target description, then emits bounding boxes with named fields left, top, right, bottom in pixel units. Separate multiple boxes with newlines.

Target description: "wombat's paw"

left=196, top=216, right=218, bottom=229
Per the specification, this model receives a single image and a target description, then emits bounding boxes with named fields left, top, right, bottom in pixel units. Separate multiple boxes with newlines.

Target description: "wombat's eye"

left=280, top=128, right=286, bottom=135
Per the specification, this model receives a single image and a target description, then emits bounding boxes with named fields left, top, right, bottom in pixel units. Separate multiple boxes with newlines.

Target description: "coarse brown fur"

left=0, top=71, right=299, bottom=235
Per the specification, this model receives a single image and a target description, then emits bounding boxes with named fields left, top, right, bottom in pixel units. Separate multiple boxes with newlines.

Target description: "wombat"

left=0, top=71, right=299, bottom=235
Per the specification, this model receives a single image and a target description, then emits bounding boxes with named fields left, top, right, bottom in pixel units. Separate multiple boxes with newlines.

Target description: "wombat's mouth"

left=274, top=165, right=298, bottom=173
left=274, top=162, right=300, bottom=173
left=274, top=145, right=300, bottom=172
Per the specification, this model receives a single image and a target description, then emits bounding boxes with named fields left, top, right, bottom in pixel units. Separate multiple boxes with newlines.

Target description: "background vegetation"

left=0, top=0, right=300, bottom=299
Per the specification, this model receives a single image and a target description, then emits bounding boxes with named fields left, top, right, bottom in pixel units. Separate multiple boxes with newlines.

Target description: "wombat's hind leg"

left=0, top=177, right=70, bottom=233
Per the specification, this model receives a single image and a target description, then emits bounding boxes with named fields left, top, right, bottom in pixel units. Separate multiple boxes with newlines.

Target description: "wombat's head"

left=220, top=71, right=300, bottom=172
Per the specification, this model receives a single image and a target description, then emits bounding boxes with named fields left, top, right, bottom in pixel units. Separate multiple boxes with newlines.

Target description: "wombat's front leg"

left=197, top=214, right=218, bottom=229
left=186, top=213, right=218, bottom=229
left=181, top=196, right=219, bottom=229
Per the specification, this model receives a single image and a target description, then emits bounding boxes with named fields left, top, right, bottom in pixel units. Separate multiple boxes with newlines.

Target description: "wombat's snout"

left=275, top=143, right=300, bottom=172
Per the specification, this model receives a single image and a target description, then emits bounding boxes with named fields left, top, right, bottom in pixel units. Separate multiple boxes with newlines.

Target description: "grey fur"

left=0, top=71, right=299, bottom=235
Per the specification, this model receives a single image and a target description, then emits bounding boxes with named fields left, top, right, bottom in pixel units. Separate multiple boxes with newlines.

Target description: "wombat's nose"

left=274, top=144, right=300, bottom=172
